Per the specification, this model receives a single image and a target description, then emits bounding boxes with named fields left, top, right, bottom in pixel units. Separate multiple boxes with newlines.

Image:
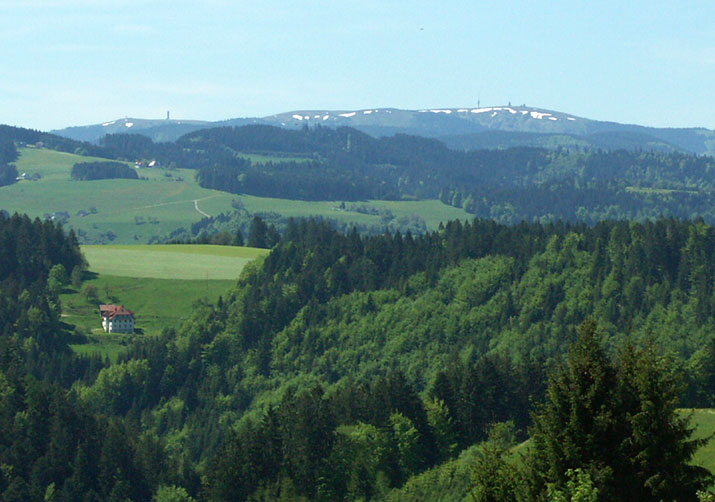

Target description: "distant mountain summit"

left=54, top=117, right=211, bottom=143
left=265, top=106, right=584, bottom=135
left=51, top=106, right=715, bottom=156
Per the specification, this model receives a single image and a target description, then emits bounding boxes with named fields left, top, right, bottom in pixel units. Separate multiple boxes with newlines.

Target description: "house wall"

left=102, top=314, right=135, bottom=333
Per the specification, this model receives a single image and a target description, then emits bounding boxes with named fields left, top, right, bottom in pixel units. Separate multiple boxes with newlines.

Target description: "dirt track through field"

left=194, top=199, right=210, bottom=217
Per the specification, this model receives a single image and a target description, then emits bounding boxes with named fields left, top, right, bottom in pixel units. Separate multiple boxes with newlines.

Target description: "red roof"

left=99, top=304, right=134, bottom=320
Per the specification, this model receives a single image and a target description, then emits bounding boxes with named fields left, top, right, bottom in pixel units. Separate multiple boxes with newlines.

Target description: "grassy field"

left=3, top=148, right=236, bottom=244
left=236, top=152, right=311, bottom=164
left=82, top=244, right=267, bottom=280
left=64, top=275, right=236, bottom=361
left=62, top=275, right=236, bottom=335
left=238, top=195, right=473, bottom=230
left=63, top=244, right=268, bottom=359
left=626, top=186, right=700, bottom=195
left=688, top=409, right=715, bottom=473
left=1, top=147, right=472, bottom=244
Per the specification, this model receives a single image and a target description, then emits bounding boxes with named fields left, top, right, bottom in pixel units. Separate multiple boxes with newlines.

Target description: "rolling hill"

left=0, top=146, right=471, bottom=244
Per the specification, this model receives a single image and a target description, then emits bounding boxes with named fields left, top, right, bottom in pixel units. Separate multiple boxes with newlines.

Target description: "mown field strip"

left=82, top=244, right=269, bottom=280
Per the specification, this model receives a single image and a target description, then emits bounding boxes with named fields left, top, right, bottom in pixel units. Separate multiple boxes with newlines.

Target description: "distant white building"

left=99, top=304, right=135, bottom=333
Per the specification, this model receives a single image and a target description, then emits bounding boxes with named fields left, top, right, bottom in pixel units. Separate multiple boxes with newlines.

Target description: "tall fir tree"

left=528, top=320, right=711, bottom=501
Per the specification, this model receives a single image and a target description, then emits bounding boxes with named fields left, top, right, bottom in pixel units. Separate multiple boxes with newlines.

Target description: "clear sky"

left=1, top=0, right=713, bottom=131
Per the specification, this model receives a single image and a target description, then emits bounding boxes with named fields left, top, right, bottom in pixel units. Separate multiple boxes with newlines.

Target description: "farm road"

left=194, top=199, right=210, bottom=217
left=136, top=194, right=220, bottom=217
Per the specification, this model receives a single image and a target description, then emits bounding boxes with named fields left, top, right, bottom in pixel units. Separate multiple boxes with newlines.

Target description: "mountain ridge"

left=49, top=105, right=715, bottom=156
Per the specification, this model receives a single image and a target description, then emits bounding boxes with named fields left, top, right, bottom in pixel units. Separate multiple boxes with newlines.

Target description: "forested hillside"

left=0, top=213, right=162, bottom=501
left=3, top=213, right=715, bottom=500
left=0, top=124, right=108, bottom=159
left=4, top=122, right=715, bottom=230
left=103, top=125, right=715, bottom=224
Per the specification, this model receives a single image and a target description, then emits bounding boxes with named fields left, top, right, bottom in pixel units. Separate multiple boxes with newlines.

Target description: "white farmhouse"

left=99, top=304, right=135, bottom=333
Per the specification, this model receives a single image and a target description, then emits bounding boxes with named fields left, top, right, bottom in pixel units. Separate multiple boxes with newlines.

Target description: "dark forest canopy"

left=134, top=216, right=715, bottom=500
left=91, top=217, right=715, bottom=499
left=0, top=124, right=109, bottom=158
left=104, top=124, right=715, bottom=223
left=0, top=137, right=18, bottom=187
left=71, top=161, right=139, bottom=181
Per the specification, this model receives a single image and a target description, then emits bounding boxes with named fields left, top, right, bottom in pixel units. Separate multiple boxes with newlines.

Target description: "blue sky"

left=1, top=0, right=713, bottom=131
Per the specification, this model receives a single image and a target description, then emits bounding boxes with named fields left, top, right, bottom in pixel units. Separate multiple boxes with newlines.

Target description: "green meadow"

left=3, top=148, right=236, bottom=244
left=237, top=195, right=472, bottom=230
left=81, top=244, right=267, bottom=280
left=626, top=186, right=700, bottom=195
left=688, top=409, right=715, bottom=472
left=63, top=244, right=268, bottom=359
left=1, top=147, right=472, bottom=245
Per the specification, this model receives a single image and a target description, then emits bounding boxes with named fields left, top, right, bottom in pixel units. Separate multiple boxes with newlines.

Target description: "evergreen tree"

left=470, top=442, right=523, bottom=502
left=233, top=228, right=244, bottom=247
left=247, top=216, right=269, bottom=248
left=618, top=342, right=711, bottom=501
left=528, top=320, right=711, bottom=501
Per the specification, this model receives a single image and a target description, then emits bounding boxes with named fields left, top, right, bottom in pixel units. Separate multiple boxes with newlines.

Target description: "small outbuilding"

left=99, top=304, right=135, bottom=333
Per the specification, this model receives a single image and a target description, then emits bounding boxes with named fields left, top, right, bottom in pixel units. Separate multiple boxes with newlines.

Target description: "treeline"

left=0, top=136, right=18, bottom=187
left=161, top=204, right=429, bottom=247
left=440, top=149, right=715, bottom=224
left=0, top=124, right=108, bottom=158
left=71, top=161, right=139, bottom=181
left=166, top=214, right=280, bottom=249
left=0, top=213, right=84, bottom=299
left=195, top=159, right=385, bottom=200
left=0, top=213, right=100, bottom=382
left=99, top=133, right=246, bottom=170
